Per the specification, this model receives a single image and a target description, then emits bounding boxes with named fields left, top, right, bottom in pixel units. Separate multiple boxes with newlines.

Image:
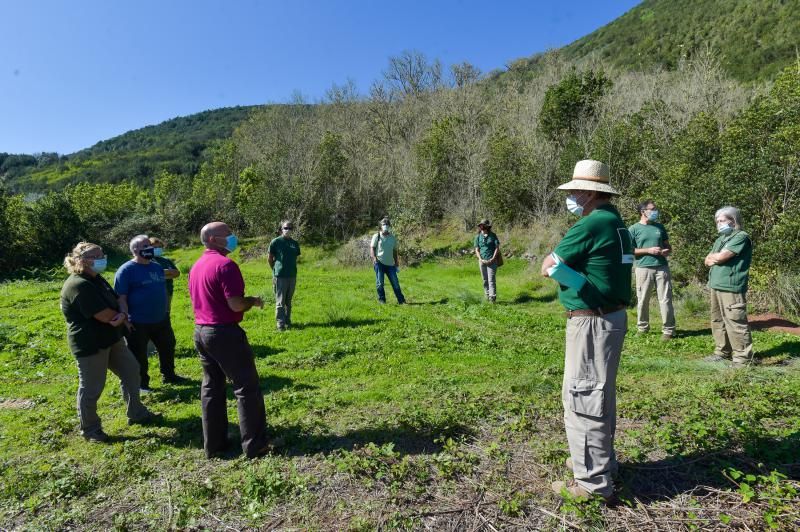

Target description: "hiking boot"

left=82, top=429, right=109, bottom=443
left=661, top=334, right=673, bottom=342
left=551, top=480, right=612, bottom=502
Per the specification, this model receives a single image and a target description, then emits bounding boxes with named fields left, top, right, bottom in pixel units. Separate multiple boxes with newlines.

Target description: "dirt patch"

left=0, top=398, right=35, bottom=410
left=749, top=313, right=800, bottom=336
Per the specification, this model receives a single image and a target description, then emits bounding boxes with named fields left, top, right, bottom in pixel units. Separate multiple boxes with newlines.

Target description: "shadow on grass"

left=621, top=431, right=800, bottom=502
left=275, top=420, right=474, bottom=457
left=755, top=339, right=800, bottom=360
left=252, top=345, right=286, bottom=358
left=497, top=290, right=558, bottom=305
left=405, top=298, right=450, bottom=306
left=291, top=318, right=380, bottom=330
left=674, top=328, right=712, bottom=338
left=151, top=374, right=308, bottom=405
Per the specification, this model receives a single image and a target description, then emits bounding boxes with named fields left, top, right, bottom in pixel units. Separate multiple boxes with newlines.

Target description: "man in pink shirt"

left=188, top=221, right=269, bottom=458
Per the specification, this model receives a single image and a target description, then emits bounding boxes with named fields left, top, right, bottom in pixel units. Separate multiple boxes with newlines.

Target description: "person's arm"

left=705, top=249, right=736, bottom=266
left=393, top=248, right=400, bottom=267
left=268, top=252, right=276, bottom=270
left=226, top=296, right=264, bottom=312
left=660, top=239, right=672, bottom=256
left=541, top=253, right=558, bottom=277
left=164, top=268, right=180, bottom=280
left=489, top=237, right=500, bottom=262
left=474, top=247, right=482, bottom=261
left=635, top=246, right=662, bottom=256
left=117, top=294, right=129, bottom=316
left=93, top=308, right=127, bottom=327
left=370, top=236, right=378, bottom=263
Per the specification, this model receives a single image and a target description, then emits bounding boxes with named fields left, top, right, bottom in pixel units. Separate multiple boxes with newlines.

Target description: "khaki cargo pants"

left=562, top=309, right=627, bottom=497
left=709, top=289, right=753, bottom=365
left=635, top=265, right=675, bottom=336
left=274, top=276, right=297, bottom=328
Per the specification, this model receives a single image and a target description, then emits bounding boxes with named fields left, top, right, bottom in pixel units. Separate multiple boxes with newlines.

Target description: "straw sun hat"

left=557, top=160, right=620, bottom=196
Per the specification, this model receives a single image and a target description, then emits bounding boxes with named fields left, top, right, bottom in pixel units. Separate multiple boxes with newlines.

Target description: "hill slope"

left=4, top=106, right=259, bottom=191
left=506, top=0, right=800, bottom=82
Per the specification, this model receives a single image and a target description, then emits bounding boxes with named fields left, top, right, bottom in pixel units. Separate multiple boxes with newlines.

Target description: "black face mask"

left=138, top=247, right=155, bottom=259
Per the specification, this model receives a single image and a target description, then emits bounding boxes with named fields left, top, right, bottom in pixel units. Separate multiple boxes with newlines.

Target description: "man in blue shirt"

left=115, top=234, right=187, bottom=390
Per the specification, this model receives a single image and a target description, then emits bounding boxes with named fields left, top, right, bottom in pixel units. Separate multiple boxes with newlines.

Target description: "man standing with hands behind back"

left=628, top=200, right=676, bottom=340
left=189, top=222, right=271, bottom=459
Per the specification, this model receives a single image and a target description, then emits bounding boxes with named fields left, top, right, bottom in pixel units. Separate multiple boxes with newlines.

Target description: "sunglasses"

left=282, top=227, right=293, bottom=230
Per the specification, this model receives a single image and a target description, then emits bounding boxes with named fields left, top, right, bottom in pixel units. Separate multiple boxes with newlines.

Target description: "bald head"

left=200, top=222, right=231, bottom=250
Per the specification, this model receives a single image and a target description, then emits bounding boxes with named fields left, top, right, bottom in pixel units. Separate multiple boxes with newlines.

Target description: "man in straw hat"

left=541, top=159, right=634, bottom=501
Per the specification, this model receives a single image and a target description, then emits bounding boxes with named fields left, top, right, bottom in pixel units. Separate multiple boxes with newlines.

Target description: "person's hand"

left=109, top=312, right=125, bottom=327
left=252, top=297, right=264, bottom=309
left=660, top=248, right=671, bottom=256
left=649, top=246, right=662, bottom=255
left=124, top=321, right=135, bottom=333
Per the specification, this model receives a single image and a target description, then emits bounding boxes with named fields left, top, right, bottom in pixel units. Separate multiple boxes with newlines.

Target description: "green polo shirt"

left=60, top=273, right=125, bottom=358
left=474, top=232, right=500, bottom=260
left=553, top=204, right=634, bottom=311
left=269, top=236, right=301, bottom=278
left=371, top=232, right=397, bottom=266
left=628, top=222, right=669, bottom=268
left=708, top=230, right=752, bottom=293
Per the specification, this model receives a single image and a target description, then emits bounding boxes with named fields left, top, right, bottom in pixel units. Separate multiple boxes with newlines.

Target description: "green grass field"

left=1, top=246, right=798, bottom=530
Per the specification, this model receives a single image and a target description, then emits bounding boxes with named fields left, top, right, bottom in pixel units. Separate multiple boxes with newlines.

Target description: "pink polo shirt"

left=188, top=249, right=245, bottom=325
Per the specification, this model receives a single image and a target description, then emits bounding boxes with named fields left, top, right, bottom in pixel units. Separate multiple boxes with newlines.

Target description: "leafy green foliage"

left=506, top=0, right=800, bottom=82
left=538, top=69, right=611, bottom=142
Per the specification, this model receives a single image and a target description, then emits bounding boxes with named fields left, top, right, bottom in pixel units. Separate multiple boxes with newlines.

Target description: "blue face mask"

left=566, top=195, right=584, bottom=217
left=225, top=234, right=239, bottom=253
left=153, top=247, right=164, bottom=257
left=717, top=222, right=733, bottom=235
left=648, top=210, right=659, bottom=222
left=91, top=258, right=108, bottom=273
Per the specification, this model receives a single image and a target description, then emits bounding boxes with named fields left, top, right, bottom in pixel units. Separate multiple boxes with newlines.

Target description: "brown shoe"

left=551, top=480, right=612, bottom=502
left=661, top=334, right=673, bottom=341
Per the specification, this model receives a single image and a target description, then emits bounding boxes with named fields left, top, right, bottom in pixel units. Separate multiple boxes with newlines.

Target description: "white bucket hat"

left=557, top=159, right=620, bottom=196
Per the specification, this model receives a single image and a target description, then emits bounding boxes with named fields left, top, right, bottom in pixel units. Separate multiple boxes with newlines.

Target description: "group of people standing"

left=59, top=157, right=754, bottom=502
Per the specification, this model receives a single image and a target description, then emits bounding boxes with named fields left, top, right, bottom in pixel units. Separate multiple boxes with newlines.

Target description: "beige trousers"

left=709, top=289, right=753, bottom=365
left=76, top=339, right=151, bottom=437
left=562, top=309, right=627, bottom=497
left=635, top=266, right=675, bottom=336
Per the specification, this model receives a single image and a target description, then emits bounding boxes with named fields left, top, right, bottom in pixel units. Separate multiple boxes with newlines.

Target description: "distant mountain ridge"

left=504, top=0, right=800, bottom=82
left=3, top=106, right=260, bottom=191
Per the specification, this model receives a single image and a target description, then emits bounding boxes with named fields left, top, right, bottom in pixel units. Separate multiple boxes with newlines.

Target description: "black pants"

left=193, top=324, right=268, bottom=458
left=126, top=317, right=177, bottom=388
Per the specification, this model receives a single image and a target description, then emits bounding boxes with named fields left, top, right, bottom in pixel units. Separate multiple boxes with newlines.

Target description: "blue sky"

left=1, top=0, right=640, bottom=154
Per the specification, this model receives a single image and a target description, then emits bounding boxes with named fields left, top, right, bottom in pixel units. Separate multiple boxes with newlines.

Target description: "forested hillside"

left=2, top=106, right=258, bottom=190
left=500, top=0, right=800, bottom=82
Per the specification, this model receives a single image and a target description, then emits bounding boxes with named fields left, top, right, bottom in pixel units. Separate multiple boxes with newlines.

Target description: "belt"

left=566, top=305, right=626, bottom=319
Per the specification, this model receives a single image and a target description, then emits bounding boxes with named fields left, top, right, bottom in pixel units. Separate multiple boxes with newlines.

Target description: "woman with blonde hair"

left=60, top=242, right=158, bottom=442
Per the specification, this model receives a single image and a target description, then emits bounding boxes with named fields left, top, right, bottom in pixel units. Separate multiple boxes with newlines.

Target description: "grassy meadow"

left=1, top=244, right=799, bottom=530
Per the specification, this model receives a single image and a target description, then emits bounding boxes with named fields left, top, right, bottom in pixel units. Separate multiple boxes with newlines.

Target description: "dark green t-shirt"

left=708, top=230, right=752, bottom=293
left=269, top=236, right=301, bottom=278
left=473, top=232, right=500, bottom=260
left=60, top=273, right=125, bottom=358
left=553, top=204, right=634, bottom=311
left=152, top=256, right=177, bottom=296
left=628, top=222, right=669, bottom=268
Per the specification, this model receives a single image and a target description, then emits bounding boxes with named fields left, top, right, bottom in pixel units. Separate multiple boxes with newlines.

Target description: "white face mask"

left=282, top=229, right=293, bottom=237
left=647, top=210, right=659, bottom=222
left=381, top=224, right=390, bottom=232
left=91, top=258, right=107, bottom=273
left=717, top=221, right=734, bottom=234
left=566, top=195, right=585, bottom=217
